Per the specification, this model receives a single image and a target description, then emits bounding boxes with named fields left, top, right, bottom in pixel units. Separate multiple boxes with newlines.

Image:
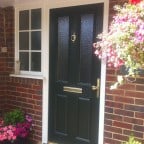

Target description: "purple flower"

left=25, top=115, right=32, bottom=123
left=0, top=113, right=33, bottom=142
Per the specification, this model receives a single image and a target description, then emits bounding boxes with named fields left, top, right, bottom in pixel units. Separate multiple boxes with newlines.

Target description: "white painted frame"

left=46, top=1, right=109, bottom=143
left=14, top=0, right=109, bottom=144
left=14, top=3, right=44, bottom=77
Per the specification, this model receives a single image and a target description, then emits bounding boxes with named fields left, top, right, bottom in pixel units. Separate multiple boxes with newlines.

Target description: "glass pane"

left=20, top=52, right=29, bottom=71
left=19, top=32, right=29, bottom=50
left=31, top=9, right=41, bottom=29
left=31, top=52, right=41, bottom=71
left=19, top=10, right=29, bottom=30
left=31, top=31, right=41, bottom=50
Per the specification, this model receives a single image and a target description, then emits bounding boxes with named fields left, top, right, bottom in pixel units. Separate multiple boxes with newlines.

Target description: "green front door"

left=49, top=4, right=103, bottom=144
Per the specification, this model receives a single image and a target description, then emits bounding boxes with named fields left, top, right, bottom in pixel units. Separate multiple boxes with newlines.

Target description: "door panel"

left=57, top=16, right=69, bottom=81
left=80, top=14, right=94, bottom=83
left=69, top=15, right=80, bottom=83
left=55, top=94, right=68, bottom=136
left=49, top=4, right=103, bottom=144
left=77, top=97, right=91, bottom=141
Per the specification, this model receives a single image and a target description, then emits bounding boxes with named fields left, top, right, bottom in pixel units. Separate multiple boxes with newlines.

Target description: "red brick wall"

left=0, top=7, right=42, bottom=144
left=104, top=0, right=144, bottom=144
left=0, top=8, right=8, bottom=114
left=7, top=77, right=43, bottom=143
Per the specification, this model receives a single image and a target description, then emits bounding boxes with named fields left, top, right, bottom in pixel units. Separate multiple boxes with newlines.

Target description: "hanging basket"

left=93, top=0, right=144, bottom=76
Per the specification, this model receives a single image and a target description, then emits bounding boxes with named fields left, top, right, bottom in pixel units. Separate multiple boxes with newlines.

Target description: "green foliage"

left=4, top=109, right=25, bottom=125
left=122, top=135, right=142, bottom=144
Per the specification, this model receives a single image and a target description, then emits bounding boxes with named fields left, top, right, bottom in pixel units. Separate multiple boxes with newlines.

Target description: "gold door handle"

left=91, top=78, right=100, bottom=98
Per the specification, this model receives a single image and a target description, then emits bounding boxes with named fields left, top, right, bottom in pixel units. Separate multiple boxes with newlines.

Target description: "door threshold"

left=49, top=140, right=69, bottom=144
left=49, top=141, right=63, bottom=144
left=49, top=142, right=58, bottom=144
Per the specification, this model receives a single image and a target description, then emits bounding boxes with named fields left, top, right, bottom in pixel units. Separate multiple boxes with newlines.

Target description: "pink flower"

left=94, top=1, right=144, bottom=76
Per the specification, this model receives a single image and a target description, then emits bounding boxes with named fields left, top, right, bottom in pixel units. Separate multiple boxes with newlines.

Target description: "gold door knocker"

left=71, top=33, right=77, bottom=42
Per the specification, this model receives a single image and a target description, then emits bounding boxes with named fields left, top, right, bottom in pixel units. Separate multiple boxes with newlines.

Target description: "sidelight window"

left=18, top=8, right=42, bottom=74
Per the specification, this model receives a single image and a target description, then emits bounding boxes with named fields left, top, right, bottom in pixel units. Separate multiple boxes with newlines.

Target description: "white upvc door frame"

left=44, top=1, right=109, bottom=143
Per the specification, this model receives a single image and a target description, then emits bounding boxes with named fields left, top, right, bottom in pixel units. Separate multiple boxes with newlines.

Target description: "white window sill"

left=10, top=73, right=44, bottom=80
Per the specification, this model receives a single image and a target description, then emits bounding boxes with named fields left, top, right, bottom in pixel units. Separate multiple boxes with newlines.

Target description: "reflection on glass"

left=31, top=52, right=41, bottom=71
left=31, top=31, right=41, bottom=50
left=19, top=10, right=29, bottom=30
left=31, top=9, right=41, bottom=29
left=19, top=32, right=29, bottom=50
left=20, top=52, right=29, bottom=71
